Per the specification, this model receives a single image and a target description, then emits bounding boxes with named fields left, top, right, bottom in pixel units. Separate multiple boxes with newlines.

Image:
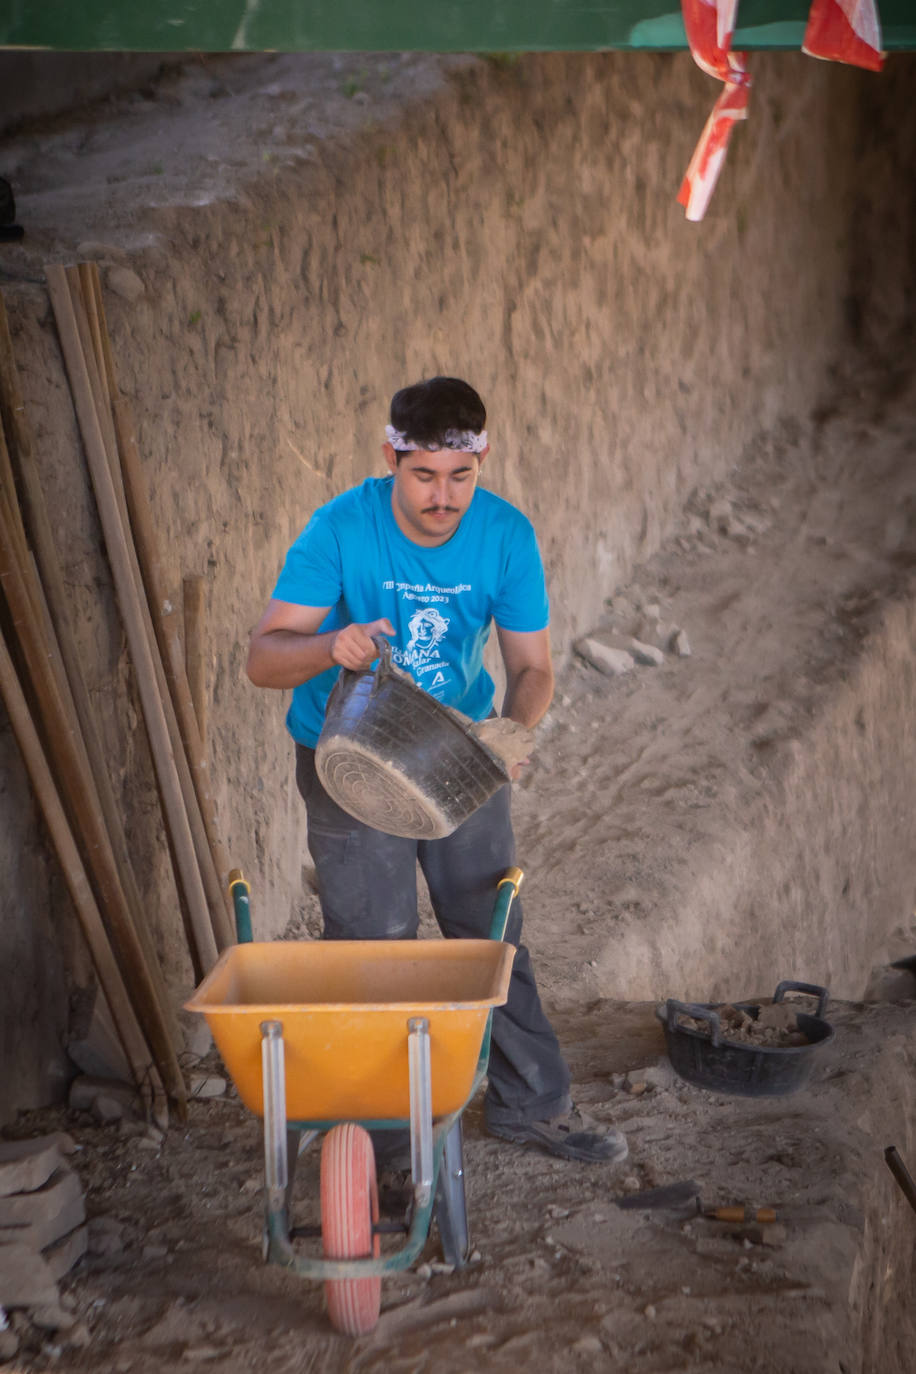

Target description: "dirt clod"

left=679, top=1004, right=811, bottom=1048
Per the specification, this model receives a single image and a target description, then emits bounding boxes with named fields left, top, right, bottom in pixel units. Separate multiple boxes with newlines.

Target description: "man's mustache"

left=423, top=506, right=459, bottom=515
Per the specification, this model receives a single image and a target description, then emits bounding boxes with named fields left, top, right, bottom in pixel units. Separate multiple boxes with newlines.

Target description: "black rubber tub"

left=655, top=981, right=835, bottom=1097
left=315, top=637, right=509, bottom=839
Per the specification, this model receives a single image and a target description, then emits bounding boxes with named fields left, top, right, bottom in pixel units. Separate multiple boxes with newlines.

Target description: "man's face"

left=384, top=443, right=487, bottom=546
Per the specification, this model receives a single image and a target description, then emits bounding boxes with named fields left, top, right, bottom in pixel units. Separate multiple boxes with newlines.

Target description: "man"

left=247, top=376, right=626, bottom=1165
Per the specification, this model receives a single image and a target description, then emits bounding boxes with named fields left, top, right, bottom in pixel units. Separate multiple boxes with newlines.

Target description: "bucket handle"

left=335, top=634, right=392, bottom=694
left=665, top=1000, right=722, bottom=1048
left=773, top=981, right=829, bottom=1019
left=369, top=634, right=393, bottom=696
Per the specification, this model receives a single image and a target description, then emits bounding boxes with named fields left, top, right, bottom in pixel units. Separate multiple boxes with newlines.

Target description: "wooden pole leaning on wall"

left=45, top=264, right=220, bottom=976
left=0, top=425, right=185, bottom=1121
left=0, top=290, right=180, bottom=1050
left=61, top=280, right=225, bottom=974
left=49, top=263, right=222, bottom=971
left=62, top=270, right=225, bottom=968
left=67, top=266, right=228, bottom=953
left=74, top=264, right=234, bottom=952
left=0, top=627, right=162, bottom=1115
left=112, top=400, right=233, bottom=947
left=182, top=574, right=208, bottom=750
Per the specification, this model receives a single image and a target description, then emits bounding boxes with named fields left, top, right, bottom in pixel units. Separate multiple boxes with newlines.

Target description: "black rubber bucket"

left=655, top=981, right=835, bottom=1097
left=315, top=638, right=509, bottom=839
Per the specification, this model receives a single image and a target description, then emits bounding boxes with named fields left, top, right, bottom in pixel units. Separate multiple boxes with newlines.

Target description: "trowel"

left=615, top=1182, right=783, bottom=1223
left=614, top=1180, right=701, bottom=1216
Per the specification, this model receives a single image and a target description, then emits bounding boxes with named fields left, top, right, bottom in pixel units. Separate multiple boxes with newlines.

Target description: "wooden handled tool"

left=705, top=1205, right=778, bottom=1223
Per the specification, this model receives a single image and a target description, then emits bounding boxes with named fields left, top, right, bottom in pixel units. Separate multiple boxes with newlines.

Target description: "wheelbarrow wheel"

left=434, top=1118, right=470, bottom=1268
left=320, top=1123, right=381, bottom=1335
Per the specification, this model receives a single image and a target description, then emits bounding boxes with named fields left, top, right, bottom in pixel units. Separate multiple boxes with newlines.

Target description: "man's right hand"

left=247, top=603, right=395, bottom=689
left=330, top=619, right=395, bottom=671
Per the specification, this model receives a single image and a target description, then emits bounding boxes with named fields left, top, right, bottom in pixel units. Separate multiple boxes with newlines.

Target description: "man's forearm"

left=501, top=665, right=554, bottom=728
left=246, top=629, right=339, bottom=689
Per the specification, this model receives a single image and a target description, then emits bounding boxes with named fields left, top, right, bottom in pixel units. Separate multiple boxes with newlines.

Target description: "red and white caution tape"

left=678, top=0, right=751, bottom=221
left=803, top=0, right=884, bottom=71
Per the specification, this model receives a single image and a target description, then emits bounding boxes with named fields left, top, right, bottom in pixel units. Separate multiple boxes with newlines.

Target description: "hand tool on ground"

left=885, top=1146, right=916, bottom=1216
left=615, top=1183, right=791, bottom=1224
left=614, top=1180, right=701, bottom=1213
left=704, top=1204, right=778, bottom=1223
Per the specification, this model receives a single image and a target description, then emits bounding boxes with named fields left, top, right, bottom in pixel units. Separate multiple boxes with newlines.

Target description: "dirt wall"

left=589, top=594, right=916, bottom=1006
left=1, top=51, right=913, bottom=1123
left=0, top=54, right=185, bottom=136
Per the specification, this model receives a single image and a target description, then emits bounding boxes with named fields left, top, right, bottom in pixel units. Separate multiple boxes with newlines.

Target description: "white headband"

left=385, top=424, right=488, bottom=455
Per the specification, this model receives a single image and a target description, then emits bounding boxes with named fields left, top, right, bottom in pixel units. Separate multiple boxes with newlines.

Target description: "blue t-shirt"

left=272, top=477, right=550, bottom=747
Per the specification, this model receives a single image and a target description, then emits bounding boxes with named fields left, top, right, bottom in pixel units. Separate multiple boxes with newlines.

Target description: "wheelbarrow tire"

left=320, top=1123, right=381, bottom=1335
left=434, top=1118, right=470, bottom=1268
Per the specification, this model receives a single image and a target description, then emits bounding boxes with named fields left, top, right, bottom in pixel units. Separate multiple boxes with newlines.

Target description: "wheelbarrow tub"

left=184, top=939, right=514, bottom=1121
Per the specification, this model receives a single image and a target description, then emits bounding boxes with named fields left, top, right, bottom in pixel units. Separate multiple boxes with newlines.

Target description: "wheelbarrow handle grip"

left=497, top=866, right=524, bottom=896
left=489, top=867, right=525, bottom=941
left=229, top=869, right=254, bottom=943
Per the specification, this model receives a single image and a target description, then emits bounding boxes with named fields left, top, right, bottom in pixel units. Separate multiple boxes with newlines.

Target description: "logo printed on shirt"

left=275, top=479, right=545, bottom=747
left=397, top=606, right=451, bottom=672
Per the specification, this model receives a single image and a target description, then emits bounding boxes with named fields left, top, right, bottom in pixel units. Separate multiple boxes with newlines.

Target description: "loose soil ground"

left=4, top=997, right=915, bottom=1374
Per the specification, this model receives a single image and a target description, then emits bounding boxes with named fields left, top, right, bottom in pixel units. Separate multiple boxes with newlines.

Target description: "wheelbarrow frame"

left=227, top=867, right=522, bottom=1282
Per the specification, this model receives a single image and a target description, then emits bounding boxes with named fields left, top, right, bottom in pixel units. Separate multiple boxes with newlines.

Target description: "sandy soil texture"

left=3, top=994, right=915, bottom=1374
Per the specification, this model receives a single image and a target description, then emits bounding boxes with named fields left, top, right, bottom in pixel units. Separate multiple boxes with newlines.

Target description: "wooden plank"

left=45, top=263, right=219, bottom=976
left=0, top=425, right=182, bottom=1119
left=0, top=289, right=182, bottom=1054
left=74, top=264, right=234, bottom=950
left=183, top=573, right=208, bottom=749
left=0, top=624, right=161, bottom=1114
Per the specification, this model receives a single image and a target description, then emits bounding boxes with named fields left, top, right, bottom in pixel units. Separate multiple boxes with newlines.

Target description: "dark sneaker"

left=486, top=1105, right=628, bottom=1164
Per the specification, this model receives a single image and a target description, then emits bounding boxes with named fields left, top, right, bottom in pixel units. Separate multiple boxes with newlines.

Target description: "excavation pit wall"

left=539, top=510, right=916, bottom=1011
left=670, top=595, right=916, bottom=1005
left=0, top=51, right=914, bottom=1121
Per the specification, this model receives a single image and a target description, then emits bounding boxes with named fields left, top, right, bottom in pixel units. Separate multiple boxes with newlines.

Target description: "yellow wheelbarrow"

left=184, top=868, right=522, bottom=1335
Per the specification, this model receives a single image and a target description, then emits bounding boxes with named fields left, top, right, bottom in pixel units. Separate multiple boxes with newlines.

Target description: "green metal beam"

left=1, top=0, right=914, bottom=54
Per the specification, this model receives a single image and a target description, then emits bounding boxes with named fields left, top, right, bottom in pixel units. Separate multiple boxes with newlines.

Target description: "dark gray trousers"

left=295, top=745, right=571, bottom=1124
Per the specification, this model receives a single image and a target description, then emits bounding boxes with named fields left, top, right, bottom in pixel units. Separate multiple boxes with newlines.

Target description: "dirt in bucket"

left=680, top=1002, right=811, bottom=1048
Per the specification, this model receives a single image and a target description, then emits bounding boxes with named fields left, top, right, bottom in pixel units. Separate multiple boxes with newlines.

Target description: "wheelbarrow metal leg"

left=408, top=1017, right=433, bottom=1208
left=261, top=1020, right=289, bottom=1228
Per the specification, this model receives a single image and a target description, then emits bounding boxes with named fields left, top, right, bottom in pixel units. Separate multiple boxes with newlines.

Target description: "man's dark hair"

left=389, top=376, right=486, bottom=453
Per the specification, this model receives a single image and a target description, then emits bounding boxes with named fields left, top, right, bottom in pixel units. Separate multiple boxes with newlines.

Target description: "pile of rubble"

left=575, top=596, right=691, bottom=677
left=677, top=1001, right=812, bottom=1048
left=575, top=491, right=777, bottom=677
left=0, top=1133, right=89, bottom=1358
